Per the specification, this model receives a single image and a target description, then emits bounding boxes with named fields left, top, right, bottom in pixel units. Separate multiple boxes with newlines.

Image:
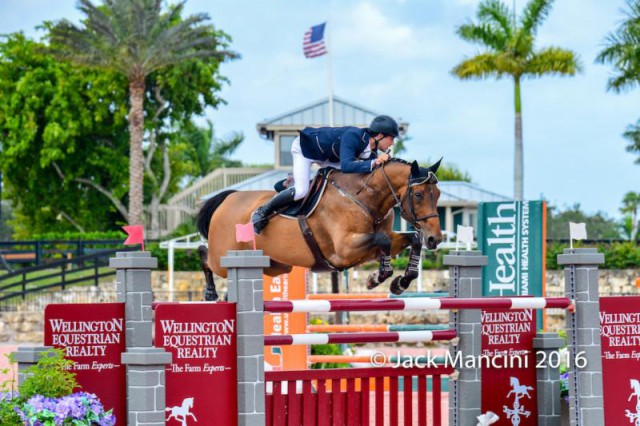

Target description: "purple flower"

left=17, top=392, right=115, bottom=425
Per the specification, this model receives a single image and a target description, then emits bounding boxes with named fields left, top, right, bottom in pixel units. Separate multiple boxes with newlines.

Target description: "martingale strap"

left=297, top=215, right=339, bottom=273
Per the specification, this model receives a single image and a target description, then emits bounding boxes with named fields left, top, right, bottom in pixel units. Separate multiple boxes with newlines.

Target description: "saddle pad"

left=278, top=168, right=334, bottom=218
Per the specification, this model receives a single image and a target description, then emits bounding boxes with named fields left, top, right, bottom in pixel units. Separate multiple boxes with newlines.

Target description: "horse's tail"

left=196, top=190, right=237, bottom=240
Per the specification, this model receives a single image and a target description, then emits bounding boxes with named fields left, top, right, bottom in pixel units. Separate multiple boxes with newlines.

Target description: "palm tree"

left=596, top=0, right=640, bottom=163
left=49, top=0, right=237, bottom=225
left=452, top=0, right=581, bottom=200
left=620, top=191, right=640, bottom=241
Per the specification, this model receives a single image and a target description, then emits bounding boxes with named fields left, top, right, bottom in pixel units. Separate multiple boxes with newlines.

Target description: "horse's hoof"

left=366, top=272, right=382, bottom=290
left=389, top=276, right=404, bottom=295
left=204, top=289, right=219, bottom=302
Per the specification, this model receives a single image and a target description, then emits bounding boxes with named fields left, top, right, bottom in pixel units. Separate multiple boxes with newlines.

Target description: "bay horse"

left=196, top=158, right=443, bottom=301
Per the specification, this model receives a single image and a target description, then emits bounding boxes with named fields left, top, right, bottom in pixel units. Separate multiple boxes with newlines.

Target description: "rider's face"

left=378, top=134, right=395, bottom=152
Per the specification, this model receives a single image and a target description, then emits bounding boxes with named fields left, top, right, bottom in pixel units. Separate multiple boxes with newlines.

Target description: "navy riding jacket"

left=298, top=126, right=377, bottom=173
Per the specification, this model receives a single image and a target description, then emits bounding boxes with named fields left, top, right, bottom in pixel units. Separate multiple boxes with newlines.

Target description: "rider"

left=251, top=114, right=400, bottom=234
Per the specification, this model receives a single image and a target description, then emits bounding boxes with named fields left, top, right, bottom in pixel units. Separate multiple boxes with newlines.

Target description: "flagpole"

left=326, top=21, right=334, bottom=126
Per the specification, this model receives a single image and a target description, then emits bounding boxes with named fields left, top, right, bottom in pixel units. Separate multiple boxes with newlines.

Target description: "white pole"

left=168, top=241, right=175, bottom=302
left=326, top=21, right=334, bottom=126
left=417, top=249, right=423, bottom=292
left=312, top=272, right=318, bottom=294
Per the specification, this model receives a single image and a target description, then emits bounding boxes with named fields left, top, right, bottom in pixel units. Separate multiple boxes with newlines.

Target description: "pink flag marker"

left=235, top=222, right=256, bottom=250
left=122, top=225, right=145, bottom=251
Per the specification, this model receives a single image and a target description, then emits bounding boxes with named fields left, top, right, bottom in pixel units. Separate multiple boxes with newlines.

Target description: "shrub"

left=0, top=349, right=114, bottom=425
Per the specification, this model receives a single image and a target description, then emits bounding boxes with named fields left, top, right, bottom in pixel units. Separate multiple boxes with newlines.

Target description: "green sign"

left=477, top=201, right=547, bottom=328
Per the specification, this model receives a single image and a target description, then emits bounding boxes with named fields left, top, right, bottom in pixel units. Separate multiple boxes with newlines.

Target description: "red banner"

left=44, top=303, right=126, bottom=425
left=155, top=302, right=237, bottom=426
left=481, top=308, right=537, bottom=425
left=601, top=297, right=640, bottom=425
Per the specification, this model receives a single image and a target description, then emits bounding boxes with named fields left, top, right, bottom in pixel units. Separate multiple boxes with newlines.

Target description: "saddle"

left=276, top=167, right=334, bottom=218
left=274, top=168, right=339, bottom=273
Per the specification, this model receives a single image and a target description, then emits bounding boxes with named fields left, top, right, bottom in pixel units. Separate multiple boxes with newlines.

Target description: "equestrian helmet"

left=369, top=115, right=400, bottom=138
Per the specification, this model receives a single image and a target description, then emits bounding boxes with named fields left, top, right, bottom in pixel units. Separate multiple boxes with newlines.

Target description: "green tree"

left=596, top=0, right=640, bottom=163
left=181, top=120, right=244, bottom=181
left=546, top=203, right=620, bottom=240
left=620, top=191, right=640, bottom=241
left=419, top=161, right=472, bottom=182
left=452, top=0, right=581, bottom=200
left=0, top=32, right=238, bottom=236
left=49, top=0, right=238, bottom=226
left=0, top=33, right=130, bottom=236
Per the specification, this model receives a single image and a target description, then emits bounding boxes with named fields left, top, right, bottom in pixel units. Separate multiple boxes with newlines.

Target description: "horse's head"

left=397, top=159, right=443, bottom=250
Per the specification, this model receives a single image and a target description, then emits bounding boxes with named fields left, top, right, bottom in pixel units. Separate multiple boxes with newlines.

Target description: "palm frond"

left=623, top=121, right=640, bottom=163
left=451, top=52, right=508, bottom=80
left=48, top=0, right=238, bottom=78
left=456, top=23, right=508, bottom=51
left=524, top=47, right=582, bottom=77
left=595, top=3, right=640, bottom=93
left=520, top=0, right=554, bottom=35
left=477, top=0, right=513, bottom=38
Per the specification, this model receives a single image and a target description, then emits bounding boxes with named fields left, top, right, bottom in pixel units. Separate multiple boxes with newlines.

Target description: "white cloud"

left=332, top=2, right=448, bottom=60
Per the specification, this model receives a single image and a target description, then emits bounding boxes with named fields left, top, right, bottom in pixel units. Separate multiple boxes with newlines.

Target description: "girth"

left=297, top=215, right=340, bottom=273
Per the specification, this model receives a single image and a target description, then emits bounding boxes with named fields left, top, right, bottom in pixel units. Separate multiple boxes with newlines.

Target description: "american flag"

left=303, top=22, right=328, bottom=58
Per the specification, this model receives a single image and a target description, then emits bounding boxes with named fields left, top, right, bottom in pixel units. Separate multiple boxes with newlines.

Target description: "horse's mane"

left=388, top=157, right=412, bottom=166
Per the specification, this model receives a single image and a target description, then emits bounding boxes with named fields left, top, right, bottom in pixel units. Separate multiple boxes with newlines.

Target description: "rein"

left=327, top=161, right=438, bottom=231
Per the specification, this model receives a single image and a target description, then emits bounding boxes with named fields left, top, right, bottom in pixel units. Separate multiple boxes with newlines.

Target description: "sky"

left=1, top=0, right=639, bottom=221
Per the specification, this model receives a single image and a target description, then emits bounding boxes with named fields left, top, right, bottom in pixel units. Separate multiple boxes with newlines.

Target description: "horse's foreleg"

left=198, top=245, right=218, bottom=301
left=389, top=231, right=422, bottom=295
left=365, top=233, right=393, bottom=290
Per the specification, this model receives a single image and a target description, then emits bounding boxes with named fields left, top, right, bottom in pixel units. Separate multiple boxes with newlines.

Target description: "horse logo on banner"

left=166, top=397, right=197, bottom=425
left=626, top=379, right=640, bottom=425
left=503, top=377, right=532, bottom=426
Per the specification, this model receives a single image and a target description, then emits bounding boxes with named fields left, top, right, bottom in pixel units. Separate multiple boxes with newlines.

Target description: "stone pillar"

left=557, top=248, right=604, bottom=426
left=443, top=250, right=487, bottom=426
left=221, top=250, right=270, bottom=426
left=13, top=346, right=52, bottom=385
left=533, top=332, right=564, bottom=426
left=110, top=251, right=171, bottom=426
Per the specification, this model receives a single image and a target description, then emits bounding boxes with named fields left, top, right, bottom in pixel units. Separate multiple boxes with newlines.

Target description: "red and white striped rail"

left=264, top=329, right=457, bottom=346
left=264, top=297, right=572, bottom=313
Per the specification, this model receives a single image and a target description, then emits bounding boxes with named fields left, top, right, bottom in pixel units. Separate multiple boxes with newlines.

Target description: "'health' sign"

left=478, top=201, right=546, bottom=329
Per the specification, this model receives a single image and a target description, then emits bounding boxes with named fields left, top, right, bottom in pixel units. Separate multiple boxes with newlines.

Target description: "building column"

left=557, top=248, right=604, bottom=426
left=533, top=332, right=564, bottom=426
left=110, top=251, right=172, bottom=426
left=443, top=250, right=488, bottom=426
left=221, top=250, right=270, bottom=426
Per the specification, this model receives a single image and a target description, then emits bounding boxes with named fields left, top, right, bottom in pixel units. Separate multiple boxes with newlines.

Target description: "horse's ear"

left=410, top=160, right=420, bottom=177
left=428, top=157, right=443, bottom=174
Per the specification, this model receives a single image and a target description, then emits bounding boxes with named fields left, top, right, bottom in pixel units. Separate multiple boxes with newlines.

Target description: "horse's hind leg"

left=366, top=233, right=393, bottom=290
left=198, top=245, right=218, bottom=301
left=390, top=231, right=422, bottom=295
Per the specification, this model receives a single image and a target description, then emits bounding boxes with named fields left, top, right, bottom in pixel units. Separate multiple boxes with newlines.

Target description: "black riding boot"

left=251, top=187, right=296, bottom=234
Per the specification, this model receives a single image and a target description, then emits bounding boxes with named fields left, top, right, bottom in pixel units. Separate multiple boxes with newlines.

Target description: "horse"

left=166, top=397, right=197, bottom=425
left=506, top=377, right=534, bottom=400
left=196, top=158, right=443, bottom=301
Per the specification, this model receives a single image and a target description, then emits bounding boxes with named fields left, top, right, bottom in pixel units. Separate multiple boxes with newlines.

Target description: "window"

left=279, top=135, right=296, bottom=167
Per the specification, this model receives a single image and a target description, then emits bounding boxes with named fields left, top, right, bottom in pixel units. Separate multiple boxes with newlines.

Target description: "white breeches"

left=291, top=137, right=338, bottom=201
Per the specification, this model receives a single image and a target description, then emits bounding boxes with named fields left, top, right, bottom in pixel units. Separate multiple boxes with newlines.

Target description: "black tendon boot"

left=251, top=187, right=296, bottom=234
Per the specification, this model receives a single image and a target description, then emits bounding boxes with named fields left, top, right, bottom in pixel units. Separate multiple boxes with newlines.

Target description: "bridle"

left=380, top=163, right=439, bottom=229
left=327, top=161, right=439, bottom=231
